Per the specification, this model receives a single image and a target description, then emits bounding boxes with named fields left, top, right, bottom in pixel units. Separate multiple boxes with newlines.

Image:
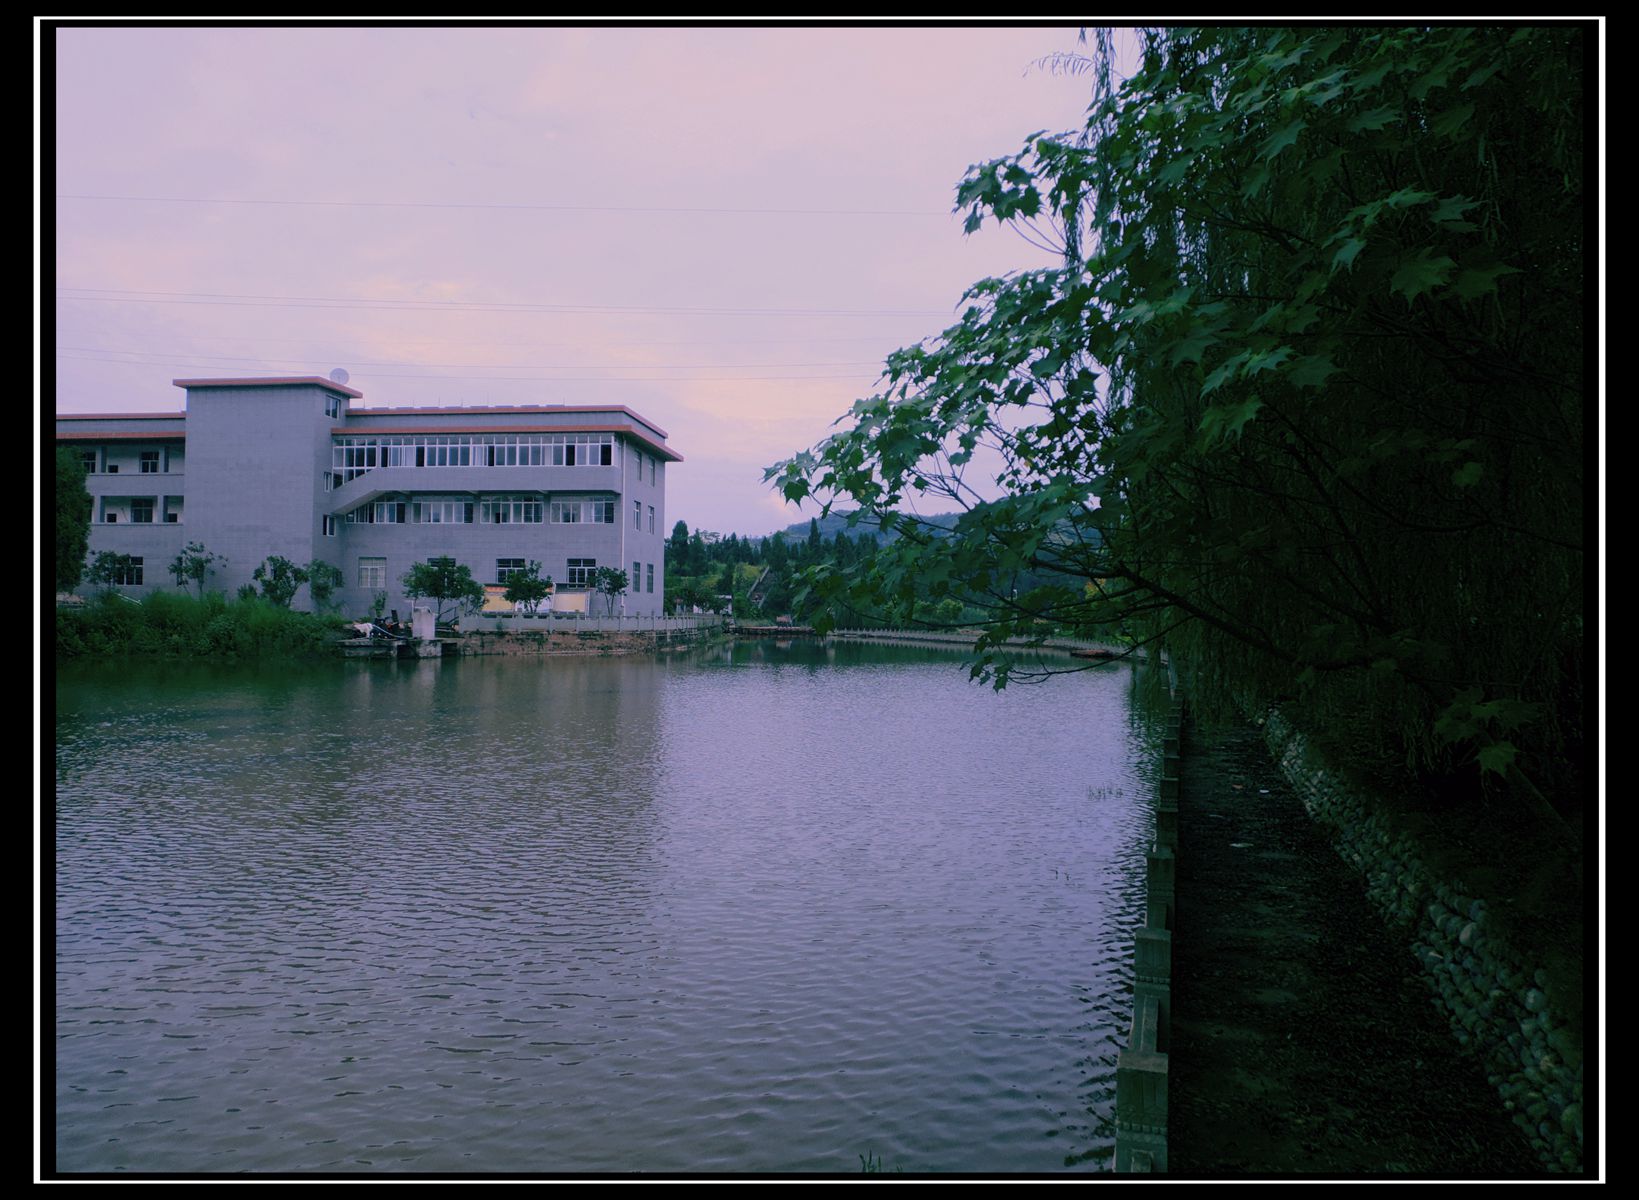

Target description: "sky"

left=49, top=23, right=1108, bottom=537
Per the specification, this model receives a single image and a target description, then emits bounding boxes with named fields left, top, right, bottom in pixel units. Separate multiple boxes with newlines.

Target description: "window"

left=497, top=558, right=527, bottom=583
left=634, top=500, right=642, bottom=530
left=346, top=501, right=405, bottom=524
left=566, top=558, right=596, bottom=588
left=322, top=515, right=337, bottom=536
left=325, top=395, right=342, bottom=419
left=648, top=505, right=655, bottom=534
left=551, top=497, right=614, bottom=524
left=114, top=557, right=143, bottom=586
left=650, top=458, right=657, bottom=484
left=78, top=449, right=97, bottom=474
left=550, top=434, right=615, bottom=467
left=130, top=498, right=155, bottom=524
left=633, top=561, right=641, bottom=590
left=481, top=496, right=542, bottom=524
left=104, top=511, right=118, bottom=523
left=358, top=557, right=386, bottom=590
left=140, top=451, right=160, bottom=474
left=412, top=499, right=473, bottom=524
left=647, top=563, right=655, bottom=593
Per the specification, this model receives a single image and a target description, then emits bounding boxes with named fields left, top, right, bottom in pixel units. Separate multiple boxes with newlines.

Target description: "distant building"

left=57, top=377, right=679, bottom=616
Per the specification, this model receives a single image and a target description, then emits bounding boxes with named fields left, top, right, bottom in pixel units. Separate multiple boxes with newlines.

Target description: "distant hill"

left=764, top=509, right=961, bottom=544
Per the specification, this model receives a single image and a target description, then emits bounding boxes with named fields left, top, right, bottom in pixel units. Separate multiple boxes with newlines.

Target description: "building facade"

left=57, top=377, right=679, bottom=617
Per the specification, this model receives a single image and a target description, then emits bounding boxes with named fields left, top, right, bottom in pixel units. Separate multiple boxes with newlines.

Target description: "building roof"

left=352, top=404, right=670, bottom=439
left=172, top=375, right=365, bottom=398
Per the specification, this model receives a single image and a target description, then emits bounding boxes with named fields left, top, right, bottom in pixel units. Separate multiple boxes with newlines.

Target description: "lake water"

left=54, top=640, right=1161, bottom=1175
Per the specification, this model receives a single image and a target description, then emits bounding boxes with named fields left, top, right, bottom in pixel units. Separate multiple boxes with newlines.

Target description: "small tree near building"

left=56, top=447, right=93, bottom=592
left=252, top=556, right=309, bottom=608
left=305, top=560, right=345, bottom=610
left=503, top=560, right=553, bottom=615
left=85, top=551, right=138, bottom=596
left=402, top=556, right=486, bottom=625
left=168, top=542, right=220, bottom=597
left=591, top=565, right=629, bottom=616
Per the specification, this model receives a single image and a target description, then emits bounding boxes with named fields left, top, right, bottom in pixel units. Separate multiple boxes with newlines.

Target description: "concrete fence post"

left=1146, top=844, right=1176, bottom=930
left=1115, top=992, right=1169, bottom=1172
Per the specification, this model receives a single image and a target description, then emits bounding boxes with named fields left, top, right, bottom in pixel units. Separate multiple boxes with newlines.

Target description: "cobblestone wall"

left=1261, top=709, right=1583, bottom=1173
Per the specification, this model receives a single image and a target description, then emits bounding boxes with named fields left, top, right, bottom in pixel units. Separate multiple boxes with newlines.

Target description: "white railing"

left=460, top=612, right=724, bottom=634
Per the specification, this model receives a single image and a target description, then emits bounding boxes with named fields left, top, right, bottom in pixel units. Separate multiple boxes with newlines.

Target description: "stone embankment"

left=829, top=627, right=1141, bottom=656
left=451, top=623, right=721, bottom=658
left=1113, top=680, right=1182, bottom=1172
left=1261, top=710, right=1584, bottom=1174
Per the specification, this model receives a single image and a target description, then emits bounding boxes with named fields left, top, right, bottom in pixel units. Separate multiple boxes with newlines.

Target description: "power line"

left=57, top=352, right=881, bottom=384
left=58, top=287, right=954, bottom=319
left=58, top=344, right=887, bottom=370
left=70, top=326, right=917, bottom=351
left=57, top=193, right=951, bottom=218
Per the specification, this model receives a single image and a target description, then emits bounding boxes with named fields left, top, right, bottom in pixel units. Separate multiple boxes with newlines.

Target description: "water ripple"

left=56, top=648, right=1159, bottom=1174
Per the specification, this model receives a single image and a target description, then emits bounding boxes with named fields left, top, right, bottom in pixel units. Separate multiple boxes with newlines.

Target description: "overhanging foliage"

left=770, top=26, right=1586, bottom=804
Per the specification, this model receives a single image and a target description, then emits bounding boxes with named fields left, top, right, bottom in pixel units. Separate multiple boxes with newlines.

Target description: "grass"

left=56, top=590, right=354, bottom=661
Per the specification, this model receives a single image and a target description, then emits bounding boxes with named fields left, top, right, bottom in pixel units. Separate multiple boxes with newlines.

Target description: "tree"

left=56, top=447, right=93, bottom=592
left=669, top=519, right=691, bottom=568
left=168, top=542, right=220, bottom=597
left=252, top=555, right=309, bottom=608
left=503, top=560, right=553, bottom=615
left=304, top=560, right=345, bottom=610
left=770, top=27, right=1583, bottom=802
left=591, top=565, right=629, bottom=616
left=85, top=550, right=137, bottom=595
left=401, top=556, right=485, bottom=624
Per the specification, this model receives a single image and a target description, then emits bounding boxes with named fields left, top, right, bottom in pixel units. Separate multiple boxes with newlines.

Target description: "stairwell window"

left=567, top=558, right=596, bottom=588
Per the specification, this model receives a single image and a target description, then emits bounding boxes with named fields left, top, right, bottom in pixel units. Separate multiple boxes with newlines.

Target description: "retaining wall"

left=450, top=621, right=722, bottom=658
left=1114, top=681, right=1182, bottom=1172
left=1261, top=709, right=1584, bottom=1173
left=829, top=627, right=1144, bottom=656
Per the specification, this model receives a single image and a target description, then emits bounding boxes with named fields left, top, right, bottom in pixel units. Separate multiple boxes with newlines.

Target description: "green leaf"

left=1198, top=395, right=1264, bottom=446
left=1431, top=195, right=1480, bottom=225
left=1286, top=354, right=1339, bottom=389
left=1384, top=187, right=1437, bottom=210
left=1331, top=236, right=1367, bottom=273
left=1476, top=741, right=1517, bottom=777
left=1390, top=249, right=1457, bottom=305
left=1429, top=103, right=1475, bottom=139
left=1346, top=105, right=1398, bottom=132
left=1168, top=331, right=1219, bottom=367
left=1453, top=263, right=1522, bottom=301
left=1451, top=461, right=1483, bottom=488
left=1259, top=118, right=1306, bottom=161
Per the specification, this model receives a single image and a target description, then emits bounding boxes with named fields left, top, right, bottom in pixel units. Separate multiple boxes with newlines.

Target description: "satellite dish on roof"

left=329, top=368, right=350, bottom=385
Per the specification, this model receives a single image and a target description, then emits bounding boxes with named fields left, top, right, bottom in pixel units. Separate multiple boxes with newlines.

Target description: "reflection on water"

left=55, top=642, right=1160, bottom=1174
